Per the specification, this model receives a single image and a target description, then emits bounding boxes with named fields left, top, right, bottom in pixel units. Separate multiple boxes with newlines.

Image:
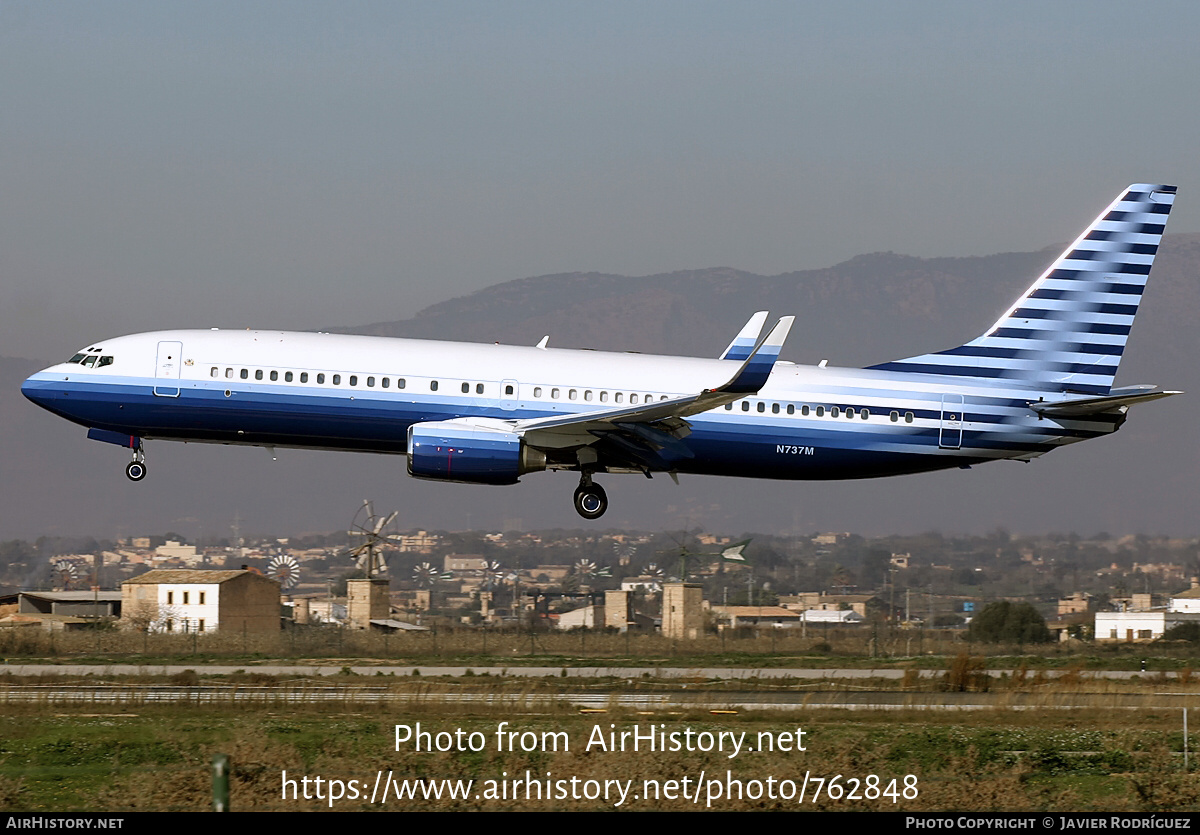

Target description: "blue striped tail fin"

left=868, top=184, right=1177, bottom=395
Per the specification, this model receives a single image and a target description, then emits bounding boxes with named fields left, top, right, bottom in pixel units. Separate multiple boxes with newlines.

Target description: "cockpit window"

left=68, top=354, right=86, bottom=364
left=97, top=356, right=114, bottom=367
left=81, top=356, right=98, bottom=367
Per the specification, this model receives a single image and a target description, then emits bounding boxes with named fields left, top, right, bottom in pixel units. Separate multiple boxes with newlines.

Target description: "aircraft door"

left=939, top=393, right=963, bottom=449
left=154, top=341, right=183, bottom=397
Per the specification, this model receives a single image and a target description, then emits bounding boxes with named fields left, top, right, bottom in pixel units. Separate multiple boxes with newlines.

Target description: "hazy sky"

left=4, top=1, right=1199, bottom=361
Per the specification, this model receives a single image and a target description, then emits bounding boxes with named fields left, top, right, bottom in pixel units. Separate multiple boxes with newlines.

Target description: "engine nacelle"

left=407, top=420, right=546, bottom=485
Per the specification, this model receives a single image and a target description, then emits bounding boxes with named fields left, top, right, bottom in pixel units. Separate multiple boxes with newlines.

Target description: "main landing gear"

left=573, top=476, right=608, bottom=520
left=125, top=446, right=147, bottom=482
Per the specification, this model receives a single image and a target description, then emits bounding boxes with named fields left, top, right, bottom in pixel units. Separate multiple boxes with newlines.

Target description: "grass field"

left=2, top=666, right=1200, bottom=811
left=4, top=624, right=1200, bottom=671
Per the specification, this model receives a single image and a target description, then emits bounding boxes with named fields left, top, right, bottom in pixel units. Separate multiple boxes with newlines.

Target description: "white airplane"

left=22, top=184, right=1179, bottom=520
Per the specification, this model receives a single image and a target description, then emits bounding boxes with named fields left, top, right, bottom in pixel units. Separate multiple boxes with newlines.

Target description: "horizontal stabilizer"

left=1030, top=385, right=1181, bottom=417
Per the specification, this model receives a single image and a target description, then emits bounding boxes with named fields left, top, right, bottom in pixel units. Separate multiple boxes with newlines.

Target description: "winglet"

left=716, top=316, right=794, bottom=394
left=536, top=335, right=549, bottom=350
left=719, top=311, right=768, bottom=361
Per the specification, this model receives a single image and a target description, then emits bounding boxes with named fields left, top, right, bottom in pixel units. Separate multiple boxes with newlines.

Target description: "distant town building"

left=155, top=540, right=199, bottom=561
left=711, top=606, right=804, bottom=629
left=556, top=605, right=604, bottom=629
left=121, top=569, right=280, bottom=633
left=1057, top=592, right=1091, bottom=616
left=398, top=531, right=439, bottom=553
left=1096, top=583, right=1200, bottom=640
left=443, top=555, right=487, bottom=572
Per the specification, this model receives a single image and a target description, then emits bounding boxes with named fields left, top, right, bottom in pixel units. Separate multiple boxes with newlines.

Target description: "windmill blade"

left=375, top=511, right=398, bottom=533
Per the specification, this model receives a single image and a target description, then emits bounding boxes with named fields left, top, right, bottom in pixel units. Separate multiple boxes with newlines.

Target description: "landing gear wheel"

left=573, top=482, right=608, bottom=520
left=125, top=461, right=147, bottom=482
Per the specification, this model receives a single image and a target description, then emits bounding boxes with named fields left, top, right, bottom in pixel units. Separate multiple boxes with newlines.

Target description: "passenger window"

left=505, top=384, right=514, bottom=395
left=397, top=378, right=405, bottom=389
left=317, top=373, right=325, bottom=384
left=300, top=372, right=309, bottom=383
left=615, top=393, right=623, bottom=403
left=801, top=405, right=810, bottom=416
left=381, top=377, right=389, bottom=388
left=846, top=408, right=854, bottom=418
left=534, top=387, right=542, bottom=397
left=725, top=403, right=733, bottom=410
left=551, top=388, right=560, bottom=399
left=772, top=403, right=780, bottom=414
left=367, top=377, right=375, bottom=387
left=430, top=380, right=438, bottom=391
left=815, top=406, right=825, bottom=417
left=350, top=375, right=358, bottom=386
left=741, top=401, right=749, bottom=411
left=285, top=371, right=293, bottom=382
left=226, top=368, right=233, bottom=378
left=476, top=384, right=484, bottom=394
left=255, top=370, right=263, bottom=380
left=332, top=374, right=341, bottom=385
left=461, top=382, right=470, bottom=393
left=757, top=402, right=765, bottom=413
left=905, top=412, right=914, bottom=423
left=240, top=369, right=249, bottom=379
left=861, top=409, right=869, bottom=419
left=210, top=367, right=219, bottom=377
left=831, top=407, right=840, bottom=418
left=630, top=394, right=639, bottom=404
left=787, top=404, right=795, bottom=415
left=890, top=411, right=899, bottom=422
left=584, top=390, right=593, bottom=401
left=569, top=389, right=577, bottom=400
left=270, top=370, right=278, bottom=381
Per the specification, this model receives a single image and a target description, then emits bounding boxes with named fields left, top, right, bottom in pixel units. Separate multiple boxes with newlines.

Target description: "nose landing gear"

left=573, top=476, right=608, bottom=520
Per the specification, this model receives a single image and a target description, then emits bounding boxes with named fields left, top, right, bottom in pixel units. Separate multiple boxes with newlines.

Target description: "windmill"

left=52, top=559, right=80, bottom=590
left=480, top=560, right=505, bottom=590
left=612, top=541, right=636, bottom=565
left=658, top=533, right=751, bottom=581
left=412, top=562, right=439, bottom=587
left=345, top=500, right=401, bottom=579
left=266, top=554, right=301, bottom=590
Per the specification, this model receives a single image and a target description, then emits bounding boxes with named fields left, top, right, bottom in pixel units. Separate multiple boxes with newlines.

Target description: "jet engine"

left=406, top=419, right=546, bottom=485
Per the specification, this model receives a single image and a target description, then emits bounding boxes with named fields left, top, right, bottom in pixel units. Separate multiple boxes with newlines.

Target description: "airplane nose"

left=21, top=370, right=64, bottom=412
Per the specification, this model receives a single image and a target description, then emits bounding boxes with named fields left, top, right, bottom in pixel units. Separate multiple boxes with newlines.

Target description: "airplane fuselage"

left=21, top=327, right=1115, bottom=482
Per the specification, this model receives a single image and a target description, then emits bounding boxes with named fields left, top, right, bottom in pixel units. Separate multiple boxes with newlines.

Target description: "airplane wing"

left=513, top=316, right=794, bottom=470
left=1030, top=385, right=1181, bottom=417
